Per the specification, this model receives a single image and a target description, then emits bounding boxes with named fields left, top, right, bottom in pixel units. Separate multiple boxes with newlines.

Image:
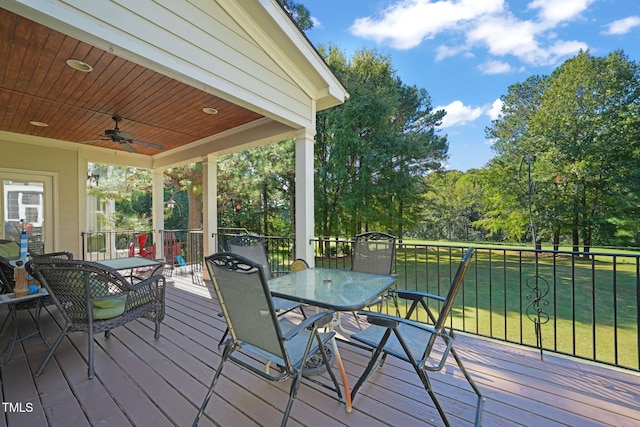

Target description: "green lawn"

left=390, top=245, right=639, bottom=369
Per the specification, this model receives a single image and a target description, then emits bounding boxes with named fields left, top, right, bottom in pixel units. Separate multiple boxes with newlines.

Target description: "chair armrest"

left=130, top=274, right=165, bottom=292
left=391, top=289, right=446, bottom=303
left=124, top=274, right=166, bottom=310
left=282, top=310, right=335, bottom=340
left=357, top=310, right=439, bottom=335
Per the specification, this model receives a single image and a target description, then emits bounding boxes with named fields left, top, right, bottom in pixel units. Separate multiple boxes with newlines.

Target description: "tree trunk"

left=261, top=184, right=268, bottom=236
left=553, top=230, right=560, bottom=251
left=571, top=226, right=579, bottom=253
left=186, top=186, right=202, bottom=263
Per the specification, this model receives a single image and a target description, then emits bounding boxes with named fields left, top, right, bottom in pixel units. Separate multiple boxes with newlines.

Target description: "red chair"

left=144, top=243, right=156, bottom=260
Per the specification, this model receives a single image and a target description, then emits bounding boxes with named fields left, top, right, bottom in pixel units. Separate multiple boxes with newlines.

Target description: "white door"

left=0, top=170, right=54, bottom=255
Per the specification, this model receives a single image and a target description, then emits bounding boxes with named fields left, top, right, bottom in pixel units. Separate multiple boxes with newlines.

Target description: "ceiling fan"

left=79, top=116, right=164, bottom=153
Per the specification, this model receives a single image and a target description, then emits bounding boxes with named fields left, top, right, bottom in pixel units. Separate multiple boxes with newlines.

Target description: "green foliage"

left=417, top=170, right=486, bottom=241
left=217, top=141, right=295, bottom=236
left=315, top=46, right=448, bottom=238
left=484, top=50, right=640, bottom=249
left=165, top=163, right=203, bottom=231
left=276, top=0, right=313, bottom=31
left=87, top=163, right=153, bottom=231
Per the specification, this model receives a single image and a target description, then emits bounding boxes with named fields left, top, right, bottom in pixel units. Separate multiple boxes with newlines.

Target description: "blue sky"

left=304, top=0, right=640, bottom=171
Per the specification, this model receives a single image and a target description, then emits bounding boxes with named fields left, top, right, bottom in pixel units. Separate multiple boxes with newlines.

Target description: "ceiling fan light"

left=203, top=107, right=218, bottom=115
left=29, top=121, right=48, bottom=127
left=66, top=59, right=93, bottom=72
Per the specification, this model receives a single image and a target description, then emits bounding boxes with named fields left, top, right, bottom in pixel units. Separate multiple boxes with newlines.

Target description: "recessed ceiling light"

left=203, top=107, right=218, bottom=115
left=66, top=59, right=93, bottom=72
left=29, top=121, right=48, bottom=127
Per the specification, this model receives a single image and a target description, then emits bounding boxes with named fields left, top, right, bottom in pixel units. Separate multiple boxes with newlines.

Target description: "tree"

left=421, top=170, right=485, bottom=241
left=315, top=46, right=448, bottom=238
left=165, top=163, right=203, bottom=232
left=277, top=0, right=313, bottom=31
left=217, top=141, right=295, bottom=236
left=87, top=163, right=154, bottom=231
left=485, top=50, right=640, bottom=250
left=376, top=80, right=448, bottom=237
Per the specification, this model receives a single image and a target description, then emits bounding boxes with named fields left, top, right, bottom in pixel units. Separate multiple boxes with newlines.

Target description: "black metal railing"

left=310, top=238, right=640, bottom=372
left=86, top=230, right=640, bottom=371
left=81, top=229, right=204, bottom=283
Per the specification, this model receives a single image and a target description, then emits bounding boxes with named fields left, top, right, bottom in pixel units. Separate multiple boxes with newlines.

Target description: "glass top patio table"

left=96, top=257, right=164, bottom=271
left=268, top=268, right=396, bottom=312
left=269, top=267, right=396, bottom=413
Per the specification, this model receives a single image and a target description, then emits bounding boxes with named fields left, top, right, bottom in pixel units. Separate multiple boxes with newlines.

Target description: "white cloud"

left=435, top=44, right=468, bottom=61
left=478, top=60, right=513, bottom=74
left=466, top=14, right=588, bottom=66
left=487, top=98, right=503, bottom=120
left=310, top=16, right=323, bottom=29
left=436, top=99, right=504, bottom=128
left=527, top=0, right=595, bottom=26
left=348, top=0, right=592, bottom=67
left=349, top=0, right=504, bottom=50
left=603, top=16, right=640, bottom=35
left=436, top=100, right=484, bottom=128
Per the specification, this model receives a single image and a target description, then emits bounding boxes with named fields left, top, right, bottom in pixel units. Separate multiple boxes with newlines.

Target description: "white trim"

left=0, top=167, right=58, bottom=253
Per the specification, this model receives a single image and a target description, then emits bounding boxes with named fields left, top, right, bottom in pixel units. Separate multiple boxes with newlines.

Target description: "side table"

left=0, top=288, right=50, bottom=365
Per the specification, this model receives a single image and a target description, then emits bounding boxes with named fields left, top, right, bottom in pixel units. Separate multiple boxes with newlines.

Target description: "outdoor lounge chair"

left=193, top=253, right=342, bottom=427
left=350, top=247, right=483, bottom=427
left=28, top=258, right=165, bottom=379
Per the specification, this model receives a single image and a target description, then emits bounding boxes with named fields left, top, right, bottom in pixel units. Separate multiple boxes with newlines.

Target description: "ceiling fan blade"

left=117, top=130, right=134, bottom=139
left=121, top=141, right=138, bottom=153
left=129, top=139, right=164, bottom=150
left=77, top=138, right=109, bottom=144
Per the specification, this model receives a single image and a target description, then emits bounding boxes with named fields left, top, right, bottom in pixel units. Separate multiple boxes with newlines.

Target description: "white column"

left=77, top=151, right=88, bottom=256
left=202, top=154, right=218, bottom=279
left=151, top=169, right=164, bottom=260
left=295, top=128, right=315, bottom=267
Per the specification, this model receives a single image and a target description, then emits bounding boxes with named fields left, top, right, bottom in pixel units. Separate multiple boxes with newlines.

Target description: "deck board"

left=1, top=274, right=639, bottom=426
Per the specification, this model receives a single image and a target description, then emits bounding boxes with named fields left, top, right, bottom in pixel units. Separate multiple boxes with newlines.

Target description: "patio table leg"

left=331, top=337, right=352, bottom=412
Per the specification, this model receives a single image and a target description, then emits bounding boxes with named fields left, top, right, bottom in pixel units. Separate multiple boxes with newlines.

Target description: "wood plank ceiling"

left=0, top=8, right=264, bottom=156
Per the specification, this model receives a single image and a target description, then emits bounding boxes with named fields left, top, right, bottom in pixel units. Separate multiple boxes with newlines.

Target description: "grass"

left=312, top=243, right=639, bottom=370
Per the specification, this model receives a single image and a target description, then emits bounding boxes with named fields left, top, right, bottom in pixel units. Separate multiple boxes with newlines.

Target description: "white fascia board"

left=231, top=0, right=348, bottom=110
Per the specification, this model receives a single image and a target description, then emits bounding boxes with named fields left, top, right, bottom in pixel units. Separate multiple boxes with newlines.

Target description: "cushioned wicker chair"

left=193, top=253, right=342, bottom=427
left=350, top=247, right=483, bottom=427
left=28, top=258, right=165, bottom=379
left=0, top=251, right=74, bottom=359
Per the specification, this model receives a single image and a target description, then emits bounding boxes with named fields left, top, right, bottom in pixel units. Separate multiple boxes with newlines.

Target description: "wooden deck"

left=1, top=273, right=639, bottom=426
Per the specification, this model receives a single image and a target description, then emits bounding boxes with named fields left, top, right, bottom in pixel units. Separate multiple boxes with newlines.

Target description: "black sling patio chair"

left=342, top=231, right=397, bottom=329
left=350, top=247, right=483, bottom=427
left=28, top=258, right=165, bottom=379
left=352, top=231, right=397, bottom=276
left=217, top=234, right=305, bottom=346
left=193, top=253, right=342, bottom=427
